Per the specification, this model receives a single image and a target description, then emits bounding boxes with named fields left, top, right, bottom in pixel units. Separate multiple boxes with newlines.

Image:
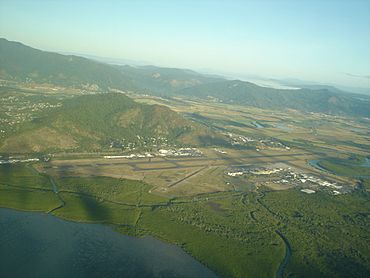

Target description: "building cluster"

left=158, top=148, right=202, bottom=157
left=104, top=148, right=202, bottom=159
left=0, top=158, right=39, bottom=164
left=225, top=165, right=349, bottom=195
left=225, top=132, right=290, bottom=151
left=109, top=136, right=169, bottom=150
left=0, top=94, right=62, bottom=137
left=213, top=148, right=227, bottom=154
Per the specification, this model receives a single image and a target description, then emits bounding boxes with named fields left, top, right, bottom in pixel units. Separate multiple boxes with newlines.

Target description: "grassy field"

left=0, top=185, right=60, bottom=211
left=0, top=164, right=61, bottom=211
left=318, top=158, right=370, bottom=177
left=54, top=176, right=168, bottom=204
left=131, top=94, right=370, bottom=157
left=53, top=193, right=139, bottom=224
left=0, top=164, right=51, bottom=189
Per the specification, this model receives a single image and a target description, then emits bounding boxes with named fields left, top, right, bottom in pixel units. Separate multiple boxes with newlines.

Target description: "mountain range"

left=1, top=38, right=369, bottom=117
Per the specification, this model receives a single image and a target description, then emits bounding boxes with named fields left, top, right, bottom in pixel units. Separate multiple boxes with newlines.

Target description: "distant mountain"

left=0, top=38, right=138, bottom=90
left=116, top=65, right=220, bottom=95
left=177, top=80, right=370, bottom=117
left=0, top=93, right=221, bottom=153
left=298, top=84, right=370, bottom=97
left=58, top=52, right=152, bottom=66
left=1, top=38, right=369, bottom=117
left=277, top=78, right=370, bottom=96
left=292, top=84, right=348, bottom=94
left=0, top=38, right=220, bottom=93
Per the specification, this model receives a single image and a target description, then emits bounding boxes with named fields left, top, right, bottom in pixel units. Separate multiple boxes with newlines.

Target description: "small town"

left=104, top=147, right=203, bottom=159
left=225, top=132, right=291, bottom=151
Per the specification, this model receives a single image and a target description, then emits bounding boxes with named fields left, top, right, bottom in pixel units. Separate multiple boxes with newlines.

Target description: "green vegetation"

left=55, top=176, right=167, bottom=205
left=2, top=38, right=370, bottom=117
left=117, top=65, right=220, bottom=95
left=263, top=189, right=370, bottom=277
left=0, top=164, right=51, bottom=189
left=138, top=194, right=283, bottom=278
left=361, top=178, right=370, bottom=191
left=0, top=38, right=218, bottom=93
left=55, top=93, right=212, bottom=147
left=53, top=193, right=139, bottom=224
left=318, top=157, right=370, bottom=177
left=0, top=92, right=221, bottom=153
left=0, top=38, right=137, bottom=90
left=0, top=186, right=60, bottom=211
left=1, top=163, right=369, bottom=277
left=179, top=80, right=370, bottom=117
left=0, top=164, right=61, bottom=211
left=1, top=38, right=370, bottom=277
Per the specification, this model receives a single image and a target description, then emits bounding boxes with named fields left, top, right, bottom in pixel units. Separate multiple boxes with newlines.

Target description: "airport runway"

left=49, top=152, right=312, bottom=172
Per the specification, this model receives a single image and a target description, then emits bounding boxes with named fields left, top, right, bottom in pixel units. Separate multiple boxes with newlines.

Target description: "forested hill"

left=0, top=38, right=219, bottom=92
left=116, top=65, right=220, bottom=95
left=178, top=80, right=370, bottom=117
left=0, top=38, right=138, bottom=90
left=0, top=93, right=220, bottom=153
left=52, top=93, right=213, bottom=146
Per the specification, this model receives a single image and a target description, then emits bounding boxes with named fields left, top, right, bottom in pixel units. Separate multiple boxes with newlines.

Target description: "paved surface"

left=50, top=152, right=311, bottom=172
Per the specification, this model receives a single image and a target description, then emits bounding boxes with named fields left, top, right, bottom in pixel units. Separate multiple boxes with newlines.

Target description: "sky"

left=1, top=0, right=370, bottom=89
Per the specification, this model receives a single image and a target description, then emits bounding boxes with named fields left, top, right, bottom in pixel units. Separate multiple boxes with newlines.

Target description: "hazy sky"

left=1, top=0, right=370, bottom=89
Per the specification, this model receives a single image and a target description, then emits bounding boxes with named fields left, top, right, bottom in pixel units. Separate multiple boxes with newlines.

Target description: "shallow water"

left=308, top=159, right=370, bottom=178
left=252, top=121, right=264, bottom=128
left=361, top=158, right=370, bottom=167
left=0, top=208, right=217, bottom=278
left=308, top=159, right=328, bottom=172
left=274, top=123, right=293, bottom=132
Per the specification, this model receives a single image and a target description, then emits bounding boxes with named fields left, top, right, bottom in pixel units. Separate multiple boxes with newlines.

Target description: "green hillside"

left=178, top=80, right=370, bottom=117
left=0, top=93, right=219, bottom=153
left=0, top=38, right=136, bottom=90
left=117, top=65, right=220, bottom=95
left=0, top=38, right=219, bottom=93
left=1, top=38, right=369, bottom=117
